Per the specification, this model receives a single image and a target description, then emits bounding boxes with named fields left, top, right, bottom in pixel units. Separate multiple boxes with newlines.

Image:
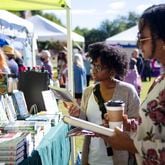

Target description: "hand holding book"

left=63, top=102, right=80, bottom=117
left=49, top=86, right=76, bottom=103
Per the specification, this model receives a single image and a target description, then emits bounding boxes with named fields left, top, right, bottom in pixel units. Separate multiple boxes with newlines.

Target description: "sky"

left=44, top=0, right=164, bottom=30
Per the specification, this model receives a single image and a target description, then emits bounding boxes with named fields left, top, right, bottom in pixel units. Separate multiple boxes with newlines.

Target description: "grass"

left=60, top=78, right=155, bottom=162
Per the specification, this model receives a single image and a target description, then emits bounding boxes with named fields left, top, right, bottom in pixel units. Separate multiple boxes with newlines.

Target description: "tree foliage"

left=74, top=12, right=139, bottom=51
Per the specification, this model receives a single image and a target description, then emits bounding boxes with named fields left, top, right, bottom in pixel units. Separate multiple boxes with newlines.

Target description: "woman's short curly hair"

left=88, top=42, right=129, bottom=79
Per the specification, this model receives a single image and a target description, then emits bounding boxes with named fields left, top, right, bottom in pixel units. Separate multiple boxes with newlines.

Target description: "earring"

left=162, top=45, right=165, bottom=50
left=109, top=71, right=114, bottom=81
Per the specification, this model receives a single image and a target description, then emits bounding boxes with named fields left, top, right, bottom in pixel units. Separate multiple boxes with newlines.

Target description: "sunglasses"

left=137, top=33, right=152, bottom=46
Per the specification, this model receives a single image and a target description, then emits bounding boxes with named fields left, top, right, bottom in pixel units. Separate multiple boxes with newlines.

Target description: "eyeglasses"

left=92, top=64, right=108, bottom=72
left=137, top=33, right=152, bottom=46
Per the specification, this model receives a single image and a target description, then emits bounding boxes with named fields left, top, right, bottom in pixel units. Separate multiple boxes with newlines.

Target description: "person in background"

left=40, top=50, right=53, bottom=79
left=3, top=45, right=19, bottom=92
left=101, top=4, right=165, bottom=165
left=57, top=50, right=68, bottom=88
left=73, top=54, right=87, bottom=105
left=124, top=52, right=142, bottom=96
left=83, top=53, right=92, bottom=86
left=0, top=48, right=10, bottom=74
left=15, top=49, right=27, bottom=73
left=67, top=42, right=140, bottom=165
left=141, top=58, right=152, bottom=81
left=3, top=45, right=19, bottom=78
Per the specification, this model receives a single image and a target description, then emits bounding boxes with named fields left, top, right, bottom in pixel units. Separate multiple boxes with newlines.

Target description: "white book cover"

left=42, top=90, right=59, bottom=114
left=3, top=95, right=16, bottom=122
left=63, top=115, right=114, bottom=137
left=0, top=96, right=9, bottom=124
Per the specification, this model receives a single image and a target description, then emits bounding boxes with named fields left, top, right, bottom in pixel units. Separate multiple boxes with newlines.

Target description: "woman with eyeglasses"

left=67, top=42, right=140, bottom=165
left=101, top=4, right=165, bottom=165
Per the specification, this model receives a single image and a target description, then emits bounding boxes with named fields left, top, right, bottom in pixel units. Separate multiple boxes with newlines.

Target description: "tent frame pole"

left=66, top=6, right=76, bottom=165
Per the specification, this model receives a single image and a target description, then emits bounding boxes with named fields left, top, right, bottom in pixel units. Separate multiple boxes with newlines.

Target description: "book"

left=49, top=86, right=80, bottom=107
left=2, top=121, right=38, bottom=133
left=42, top=90, right=59, bottom=114
left=49, top=86, right=74, bottom=102
left=0, top=156, right=24, bottom=165
left=11, top=90, right=30, bottom=120
left=0, top=135, right=25, bottom=151
left=63, top=115, right=115, bottom=137
left=0, top=95, right=9, bottom=124
left=66, top=127, right=95, bottom=137
left=3, top=95, right=16, bottom=122
left=0, top=151, right=24, bottom=161
left=0, top=145, right=25, bottom=156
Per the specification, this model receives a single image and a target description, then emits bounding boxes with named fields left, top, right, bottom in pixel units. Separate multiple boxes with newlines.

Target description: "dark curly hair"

left=88, top=42, right=129, bottom=79
left=139, top=4, right=165, bottom=57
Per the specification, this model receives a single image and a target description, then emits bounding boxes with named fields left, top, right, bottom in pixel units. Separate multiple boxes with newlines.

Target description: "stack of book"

left=0, top=132, right=28, bottom=165
left=0, top=120, right=52, bottom=152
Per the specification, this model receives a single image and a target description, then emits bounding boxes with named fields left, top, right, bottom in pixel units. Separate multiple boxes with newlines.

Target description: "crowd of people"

left=67, top=3, right=165, bottom=165
left=0, top=3, right=164, bottom=165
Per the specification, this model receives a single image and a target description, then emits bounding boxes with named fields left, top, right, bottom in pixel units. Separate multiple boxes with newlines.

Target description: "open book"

left=63, top=115, right=114, bottom=137
left=49, top=86, right=80, bottom=108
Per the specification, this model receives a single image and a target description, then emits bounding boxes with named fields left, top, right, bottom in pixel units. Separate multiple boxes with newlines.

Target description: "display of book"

left=0, top=133, right=25, bottom=150
left=1, top=121, right=39, bottom=133
left=0, top=132, right=28, bottom=164
left=63, top=115, right=114, bottom=137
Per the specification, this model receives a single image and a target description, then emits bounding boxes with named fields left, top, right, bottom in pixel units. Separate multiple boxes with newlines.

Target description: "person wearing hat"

left=3, top=45, right=19, bottom=78
left=40, top=50, right=53, bottom=79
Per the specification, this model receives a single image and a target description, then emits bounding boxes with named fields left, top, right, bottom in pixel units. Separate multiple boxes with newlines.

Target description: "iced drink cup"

left=104, top=100, right=125, bottom=129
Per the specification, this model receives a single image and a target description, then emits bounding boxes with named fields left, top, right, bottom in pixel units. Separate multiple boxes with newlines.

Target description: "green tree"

left=74, top=11, right=139, bottom=50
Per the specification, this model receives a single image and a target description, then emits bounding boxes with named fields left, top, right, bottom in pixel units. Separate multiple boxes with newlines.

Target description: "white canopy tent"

left=0, top=10, right=33, bottom=37
left=106, top=25, right=139, bottom=57
left=106, top=25, right=138, bottom=46
left=0, top=10, right=34, bottom=67
left=27, top=15, right=84, bottom=42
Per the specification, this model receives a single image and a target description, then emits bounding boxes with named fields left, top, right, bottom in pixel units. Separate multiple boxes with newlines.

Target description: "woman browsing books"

left=67, top=42, right=140, bottom=165
left=100, top=4, right=165, bottom=165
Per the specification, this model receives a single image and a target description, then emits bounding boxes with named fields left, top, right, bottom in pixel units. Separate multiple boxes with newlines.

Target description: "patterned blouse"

left=133, top=74, right=165, bottom=165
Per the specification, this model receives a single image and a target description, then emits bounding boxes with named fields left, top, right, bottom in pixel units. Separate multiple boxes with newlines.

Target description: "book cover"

left=63, top=115, right=115, bottom=137
left=0, top=95, right=9, bottom=124
left=11, top=90, right=29, bottom=118
left=42, top=90, right=59, bottom=114
left=49, top=86, right=75, bottom=103
left=49, top=86, right=80, bottom=108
